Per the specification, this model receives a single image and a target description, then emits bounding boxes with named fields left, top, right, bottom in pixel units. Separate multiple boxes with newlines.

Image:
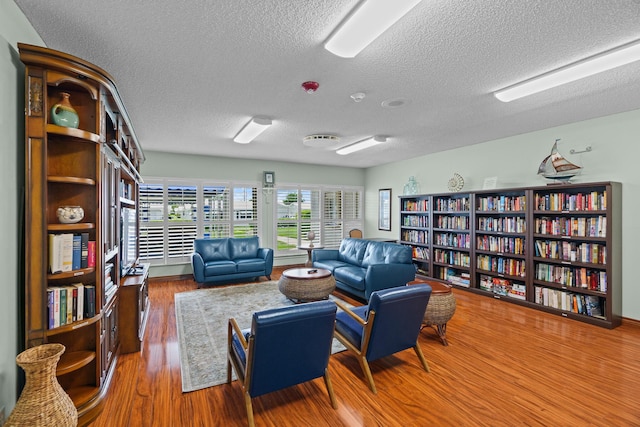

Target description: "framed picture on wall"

left=378, top=188, right=391, bottom=231
left=263, top=171, right=275, bottom=188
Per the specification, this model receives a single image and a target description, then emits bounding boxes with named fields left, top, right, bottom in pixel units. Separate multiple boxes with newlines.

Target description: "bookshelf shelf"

left=57, top=350, right=96, bottom=376
left=21, top=43, right=144, bottom=425
left=399, top=182, right=621, bottom=328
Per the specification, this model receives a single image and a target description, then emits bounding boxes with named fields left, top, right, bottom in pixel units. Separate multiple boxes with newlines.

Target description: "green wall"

left=365, top=108, right=640, bottom=320
left=0, top=0, right=45, bottom=415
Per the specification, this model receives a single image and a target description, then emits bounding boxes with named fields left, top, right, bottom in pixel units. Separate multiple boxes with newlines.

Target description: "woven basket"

left=424, top=292, right=457, bottom=326
left=278, top=275, right=336, bottom=302
left=5, top=343, right=77, bottom=426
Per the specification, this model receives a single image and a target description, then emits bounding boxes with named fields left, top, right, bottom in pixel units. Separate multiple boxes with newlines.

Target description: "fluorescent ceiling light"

left=233, top=117, right=272, bottom=144
left=494, top=39, right=640, bottom=102
left=336, top=136, right=387, bottom=155
left=325, top=0, right=423, bottom=58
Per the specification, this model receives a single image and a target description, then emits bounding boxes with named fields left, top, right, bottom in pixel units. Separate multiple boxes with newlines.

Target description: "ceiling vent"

left=303, top=134, right=341, bottom=148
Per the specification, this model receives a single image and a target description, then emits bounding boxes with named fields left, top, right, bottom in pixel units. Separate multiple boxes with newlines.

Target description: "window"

left=139, top=179, right=259, bottom=265
left=274, top=185, right=363, bottom=255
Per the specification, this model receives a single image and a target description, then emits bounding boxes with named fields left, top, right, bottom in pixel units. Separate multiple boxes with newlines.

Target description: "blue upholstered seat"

left=333, top=284, right=432, bottom=393
left=227, top=300, right=338, bottom=426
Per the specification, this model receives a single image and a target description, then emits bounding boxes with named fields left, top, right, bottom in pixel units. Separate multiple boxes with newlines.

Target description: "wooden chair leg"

left=226, top=358, right=232, bottom=384
left=357, top=356, right=377, bottom=394
left=413, top=343, right=430, bottom=373
left=243, top=391, right=255, bottom=427
left=323, top=369, right=338, bottom=409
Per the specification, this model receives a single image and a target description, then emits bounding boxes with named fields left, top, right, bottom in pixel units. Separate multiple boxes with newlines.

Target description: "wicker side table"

left=408, top=278, right=456, bottom=346
left=278, top=268, right=336, bottom=303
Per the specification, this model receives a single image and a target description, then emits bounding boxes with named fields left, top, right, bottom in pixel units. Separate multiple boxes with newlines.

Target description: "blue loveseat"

left=312, top=238, right=416, bottom=300
left=191, top=237, right=273, bottom=286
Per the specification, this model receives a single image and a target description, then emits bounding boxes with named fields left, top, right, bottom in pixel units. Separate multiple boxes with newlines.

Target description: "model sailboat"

left=537, top=139, right=582, bottom=183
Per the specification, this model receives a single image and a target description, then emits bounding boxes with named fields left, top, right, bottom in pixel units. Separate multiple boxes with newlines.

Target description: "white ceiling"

left=14, top=0, right=640, bottom=168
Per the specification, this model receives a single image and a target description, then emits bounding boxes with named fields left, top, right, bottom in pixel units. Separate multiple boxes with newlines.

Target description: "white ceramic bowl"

left=57, top=206, right=84, bottom=224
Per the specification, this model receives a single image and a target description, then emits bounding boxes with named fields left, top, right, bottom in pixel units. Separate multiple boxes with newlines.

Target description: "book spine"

left=72, top=234, right=82, bottom=270
left=81, top=232, right=89, bottom=268
left=88, top=241, right=96, bottom=268
left=61, top=233, right=73, bottom=272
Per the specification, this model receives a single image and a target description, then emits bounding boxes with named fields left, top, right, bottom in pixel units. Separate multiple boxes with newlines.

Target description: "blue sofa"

left=191, top=237, right=273, bottom=286
left=312, top=238, right=416, bottom=300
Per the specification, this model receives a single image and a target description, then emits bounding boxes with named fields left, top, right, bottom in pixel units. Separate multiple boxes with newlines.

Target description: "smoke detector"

left=350, top=92, right=366, bottom=102
left=303, top=134, right=340, bottom=148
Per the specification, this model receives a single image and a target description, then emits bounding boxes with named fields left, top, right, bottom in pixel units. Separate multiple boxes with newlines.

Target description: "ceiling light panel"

left=494, top=39, right=640, bottom=102
left=325, top=0, right=423, bottom=58
left=336, top=135, right=387, bottom=155
left=233, top=117, right=272, bottom=144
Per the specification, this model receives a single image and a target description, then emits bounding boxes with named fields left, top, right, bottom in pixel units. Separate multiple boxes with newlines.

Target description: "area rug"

left=175, top=281, right=349, bottom=392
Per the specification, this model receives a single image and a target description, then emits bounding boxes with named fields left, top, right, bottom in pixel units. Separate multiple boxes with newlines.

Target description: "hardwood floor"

left=89, top=266, right=640, bottom=426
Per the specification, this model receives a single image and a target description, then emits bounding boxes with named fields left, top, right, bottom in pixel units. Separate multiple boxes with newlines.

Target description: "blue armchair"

left=333, top=284, right=432, bottom=394
left=227, top=300, right=338, bottom=427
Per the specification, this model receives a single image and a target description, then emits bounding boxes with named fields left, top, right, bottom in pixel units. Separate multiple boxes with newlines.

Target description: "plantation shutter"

left=139, top=183, right=164, bottom=263
left=167, top=185, right=197, bottom=262
left=343, top=189, right=363, bottom=236
left=202, top=185, right=231, bottom=238
left=323, top=189, right=343, bottom=248
left=232, top=187, right=259, bottom=237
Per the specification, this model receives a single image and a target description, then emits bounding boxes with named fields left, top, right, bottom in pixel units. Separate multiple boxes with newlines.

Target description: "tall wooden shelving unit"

left=20, top=43, right=144, bottom=425
left=399, top=181, right=622, bottom=329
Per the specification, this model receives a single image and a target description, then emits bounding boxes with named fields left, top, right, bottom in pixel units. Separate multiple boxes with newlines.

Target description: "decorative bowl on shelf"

left=57, top=205, right=84, bottom=224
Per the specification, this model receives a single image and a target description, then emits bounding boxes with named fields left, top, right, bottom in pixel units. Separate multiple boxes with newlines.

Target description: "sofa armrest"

left=258, top=247, right=274, bottom=275
left=364, top=263, right=416, bottom=297
left=312, top=249, right=339, bottom=262
left=191, top=252, right=205, bottom=283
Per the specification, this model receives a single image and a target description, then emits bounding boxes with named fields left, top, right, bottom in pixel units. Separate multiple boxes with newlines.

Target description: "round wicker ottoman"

left=408, top=278, right=456, bottom=346
left=278, top=268, right=336, bottom=303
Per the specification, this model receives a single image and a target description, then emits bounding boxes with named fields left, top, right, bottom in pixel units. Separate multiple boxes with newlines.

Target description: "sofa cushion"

left=204, top=260, right=237, bottom=276
left=334, top=266, right=367, bottom=291
left=230, top=236, right=259, bottom=259
left=195, top=238, right=231, bottom=262
left=236, top=258, right=266, bottom=273
left=338, top=238, right=368, bottom=265
left=313, top=259, right=351, bottom=273
left=362, top=241, right=412, bottom=267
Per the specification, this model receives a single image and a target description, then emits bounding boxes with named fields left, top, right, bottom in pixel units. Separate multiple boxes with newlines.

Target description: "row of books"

left=534, top=286, right=604, bottom=318
left=402, top=199, right=429, bottom=212
left=477, top=255, right=526, bottom=277
left=442, top=268, right=470, bottom=287
left=401, top=230, right=427, bottom=244
left=402, top=214, right=429, bottom=228
left=47, top=283, right=96, bottom=329
left=411, top=246, right=429, bottom=261
left=435, top=215, right=470, bottom=230
left=434, top=232, right=471, bottom=248
left=434, top=197, right=470, bottom=212
left=477, top=216, right=526, bottom=233
left=534, top=216, right=606, bottom=238
left=49, top=233, right=96, bottom=274
left=479, top=275, right=526, bottom=300
left=433, top=249, right=470, bottom=267
left=476, top=195, right=526, bottom=212
left=534, top=240, right=606, bottom=264
left=534, top=190, right=606, bottom=212
left=535, top=263, right=607, bottom=291
left=476, top=235, right=525, bottom=255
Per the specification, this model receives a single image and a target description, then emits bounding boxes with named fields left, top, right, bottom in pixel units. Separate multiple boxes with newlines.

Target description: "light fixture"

left=336, top=135, right=387, bottom=155
left=324, top=0, right=423, bottom=58
left=233, top=117, right=272, bottom=144
left=494, top=38, right=640, bottom=102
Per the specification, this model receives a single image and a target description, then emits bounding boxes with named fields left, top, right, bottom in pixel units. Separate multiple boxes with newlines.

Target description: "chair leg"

left=243, top=391, right=255, bottom=427
left=323, top=369, right=338, bottom=409
left=226, top=358, right=232, bottom=384
left=357, top=356, right=377, bottom=394
left=413, top=343, right=430, bottom=373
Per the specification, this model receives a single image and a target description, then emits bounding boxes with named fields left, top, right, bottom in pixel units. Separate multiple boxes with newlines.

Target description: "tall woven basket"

left=5, top=343, right=77, bottom=426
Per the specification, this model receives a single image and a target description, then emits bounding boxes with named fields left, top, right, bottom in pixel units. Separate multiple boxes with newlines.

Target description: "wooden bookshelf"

left=20, top=43, right=144, bottom=425
left=399, top=182, right=621, bottom=328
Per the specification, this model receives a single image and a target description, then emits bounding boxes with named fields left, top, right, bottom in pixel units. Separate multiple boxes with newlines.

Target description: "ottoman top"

left=283, top=268, right=331, bottom=280
left=407, top=279, right=452, bottom=294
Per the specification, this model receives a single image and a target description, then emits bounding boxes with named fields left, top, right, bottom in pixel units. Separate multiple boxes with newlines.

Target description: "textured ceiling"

left=13, top=0, right=640, bottom=168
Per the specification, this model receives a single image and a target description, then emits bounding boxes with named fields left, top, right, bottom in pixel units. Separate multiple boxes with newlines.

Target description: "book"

left=59, top=286, right=67, bottom=326
left=84, top=284, right=96, bottom=318
left=74, top=283, right=85, bottom=321
left=61, top=233, right=74, bottom=272
left=88, top=241, right=96, bottom=268
left=48, top=234, right=63, bottom=274
left=64, top=284, right=75, bottom=323
left=80, top=232, right=89, bottom=268
left=72, top=234, right=82, bottom=270
left=47, top=288, right=55, bottom=329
